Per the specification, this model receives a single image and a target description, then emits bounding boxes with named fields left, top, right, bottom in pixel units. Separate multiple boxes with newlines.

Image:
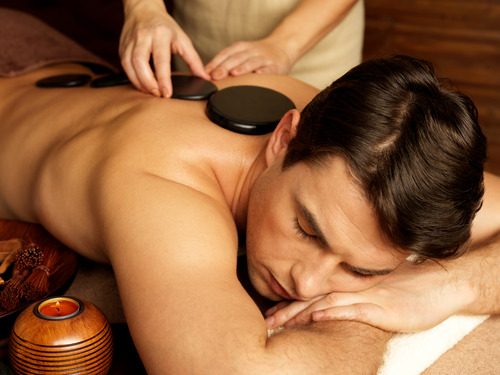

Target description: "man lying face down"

left=248, top=55, right=485, bottom=295
left=257, top=57, right=499, bottom=333
left=0, top=45, right=499, bottom=374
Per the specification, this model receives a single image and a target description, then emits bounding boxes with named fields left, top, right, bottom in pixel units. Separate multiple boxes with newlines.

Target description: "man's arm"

left=266, top=321, right=390, bottom=374
left=98, top=171, right=389, bottom=374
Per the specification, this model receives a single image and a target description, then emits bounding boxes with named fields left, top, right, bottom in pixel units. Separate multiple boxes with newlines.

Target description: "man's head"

left=283, top=55, right=487, bottom=261
left=245, top=55, right=486, bottom=301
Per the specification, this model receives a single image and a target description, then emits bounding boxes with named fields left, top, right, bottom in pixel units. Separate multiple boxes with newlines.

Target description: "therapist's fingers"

left=121, top=41, right=144, bottom=93
left=151, top=32, right=172, bottom=98
left=151, top=32, right=208, bottom=97
left=209, top=51, right=256, bottom=80
left=131, top=36, right=162, bottom=97
left=207, top=40, right=294, bottom=80
left=229, top=57, right=267, bottom=76
left=173, top=37, right=210, bottom=81
left=205, top=43, right=247, bottom=74
left=206, top=43, right=253, bottom=79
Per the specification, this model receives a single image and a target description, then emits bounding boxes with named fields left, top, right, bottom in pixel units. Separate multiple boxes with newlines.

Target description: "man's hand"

left=205, top=39, right=294, bottom=81
left=120, top=1, right=209, bottom=98
left=266, top=259, right=477, bottom=333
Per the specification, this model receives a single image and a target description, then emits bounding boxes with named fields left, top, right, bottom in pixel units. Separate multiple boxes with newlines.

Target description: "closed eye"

left=293, top=217, right=316, bottom=240
left=342, top=262, right=393, bottom=278
left=348, top=268, right=376, bottom=278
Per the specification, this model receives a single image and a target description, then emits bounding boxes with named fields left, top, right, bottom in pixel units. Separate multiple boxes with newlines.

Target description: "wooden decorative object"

left=0, top=219, right=78, bottom=321
left=8, top=296, right=113, bottom=375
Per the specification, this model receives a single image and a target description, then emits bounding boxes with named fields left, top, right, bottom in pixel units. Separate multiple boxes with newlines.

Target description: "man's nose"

left=291, top=257, right=338, bottom=300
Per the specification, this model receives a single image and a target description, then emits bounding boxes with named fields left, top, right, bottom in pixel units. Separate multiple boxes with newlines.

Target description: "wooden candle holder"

left=8, top=296, right=112, bottom=375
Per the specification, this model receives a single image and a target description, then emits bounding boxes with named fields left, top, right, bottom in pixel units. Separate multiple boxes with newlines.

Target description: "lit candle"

left=37, top=297, right=81, bottom=320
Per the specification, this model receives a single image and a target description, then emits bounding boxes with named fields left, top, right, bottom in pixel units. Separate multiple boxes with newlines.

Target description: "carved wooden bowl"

left=8, top=296, right=112, bottom=375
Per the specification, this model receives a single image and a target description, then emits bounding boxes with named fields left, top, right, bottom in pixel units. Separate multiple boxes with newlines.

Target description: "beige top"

left=172, top=0, right=364, bottom=88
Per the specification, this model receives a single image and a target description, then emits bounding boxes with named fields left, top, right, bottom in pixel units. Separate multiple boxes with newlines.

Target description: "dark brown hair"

left=284, top=55, right=487, bottom=260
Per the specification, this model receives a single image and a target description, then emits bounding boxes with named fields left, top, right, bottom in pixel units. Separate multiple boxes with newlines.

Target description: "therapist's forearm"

left=122, top=0, right=168, bottom=19
left=266, top=0, right=358, bottom=63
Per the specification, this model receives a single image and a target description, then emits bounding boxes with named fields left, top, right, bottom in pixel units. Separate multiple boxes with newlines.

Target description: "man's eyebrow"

left=295, top=197, right=331, bottom=249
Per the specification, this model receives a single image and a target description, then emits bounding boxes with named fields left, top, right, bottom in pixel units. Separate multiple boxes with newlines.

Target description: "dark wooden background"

left=2, top=0, right=499, bottom=172
left=364, top=0, right=500, bottom=174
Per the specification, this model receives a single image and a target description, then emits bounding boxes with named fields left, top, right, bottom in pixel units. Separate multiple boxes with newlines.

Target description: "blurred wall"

left=363, top=0, right=500, bottom=172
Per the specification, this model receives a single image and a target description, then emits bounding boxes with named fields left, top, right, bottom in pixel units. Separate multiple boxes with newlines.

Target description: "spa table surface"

left=3, top=319, right=500, bottom=375
left=2, top=261, right=500, bottom=375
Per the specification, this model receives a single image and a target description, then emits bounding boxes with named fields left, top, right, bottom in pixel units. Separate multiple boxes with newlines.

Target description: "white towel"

left=378, top=314, right=489, bottom=375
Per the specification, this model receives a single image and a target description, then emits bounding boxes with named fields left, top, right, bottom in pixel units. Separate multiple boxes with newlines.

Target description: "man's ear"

left=265, top=109, right=301, bottom=166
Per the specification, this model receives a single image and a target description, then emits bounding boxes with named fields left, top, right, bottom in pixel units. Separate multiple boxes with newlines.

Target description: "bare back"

left=0, top=63, right=318, bottom=261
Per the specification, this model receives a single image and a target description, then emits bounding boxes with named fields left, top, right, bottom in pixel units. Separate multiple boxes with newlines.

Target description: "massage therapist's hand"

left=205, top=38, right=295, bottom=80
left=265, top=259, right=477, bottom=333
left=120, top=0, right=209, bottom=97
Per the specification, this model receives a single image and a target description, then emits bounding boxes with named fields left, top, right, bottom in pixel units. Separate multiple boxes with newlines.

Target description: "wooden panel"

left=364, top=0, right=500, bottom=173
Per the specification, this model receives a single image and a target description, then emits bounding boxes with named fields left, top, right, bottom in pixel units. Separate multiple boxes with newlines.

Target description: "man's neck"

left=222, top=146, right=268, bottom=233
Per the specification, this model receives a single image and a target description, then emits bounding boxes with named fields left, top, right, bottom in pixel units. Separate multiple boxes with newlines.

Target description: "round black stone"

left=206, top=85, right=295, bottom=135
left=171, top=75, right=217, bottom=100
left=35, top=74, right=92, bottom=88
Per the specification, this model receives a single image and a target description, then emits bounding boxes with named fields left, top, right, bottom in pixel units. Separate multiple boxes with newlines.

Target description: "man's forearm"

left=266, top=321, right=391, bottom=374
left=461, top=232, right=500, bottom=315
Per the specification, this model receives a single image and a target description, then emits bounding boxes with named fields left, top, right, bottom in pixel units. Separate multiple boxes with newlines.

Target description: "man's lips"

left=269, top=274, right=293, bottom=300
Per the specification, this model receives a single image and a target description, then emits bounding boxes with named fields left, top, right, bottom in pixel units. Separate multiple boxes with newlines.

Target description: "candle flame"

left=55, top=300, right=61, bottom=312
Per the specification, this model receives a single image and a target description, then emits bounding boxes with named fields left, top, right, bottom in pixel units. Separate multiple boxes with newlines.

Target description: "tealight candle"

left=36, top=297, right=81, bottom=320
left=9, top=296, right=113, bottom=375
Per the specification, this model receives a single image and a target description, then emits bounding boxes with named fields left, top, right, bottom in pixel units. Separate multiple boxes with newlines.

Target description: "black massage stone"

left=36, top=74, right=92, bottom=88
left=206, top=85, right=295, bottom=135
left=171, top=75, right=217, bottom=100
